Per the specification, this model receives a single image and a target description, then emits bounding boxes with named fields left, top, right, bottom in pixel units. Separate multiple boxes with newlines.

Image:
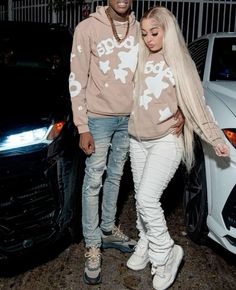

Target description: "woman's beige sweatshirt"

left=69, top=6, right=139, bottom=133
left=129, top=53, right=178, bottom=140
left=129, top=52, right=224, bottom=146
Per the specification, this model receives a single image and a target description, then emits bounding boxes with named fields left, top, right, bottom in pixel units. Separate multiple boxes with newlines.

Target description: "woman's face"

left=141, top=18, right=164, bottom=53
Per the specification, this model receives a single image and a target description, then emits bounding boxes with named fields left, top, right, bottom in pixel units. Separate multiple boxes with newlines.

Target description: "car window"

left=210, top=37, right=236, bottom=81
left=188, top=39, right=209, bottom=80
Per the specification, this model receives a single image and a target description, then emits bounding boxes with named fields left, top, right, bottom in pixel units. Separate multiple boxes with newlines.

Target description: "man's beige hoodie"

left=69, top=6, right=139, bottom=133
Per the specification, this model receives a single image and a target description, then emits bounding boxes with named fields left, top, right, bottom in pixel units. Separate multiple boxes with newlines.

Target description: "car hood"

left=206, top=81, right=236, bottom=117
left=0, top=66, right=71, bottom=135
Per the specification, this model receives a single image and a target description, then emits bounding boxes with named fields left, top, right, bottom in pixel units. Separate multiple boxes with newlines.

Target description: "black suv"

left=0, top=21, right=83, bottom=262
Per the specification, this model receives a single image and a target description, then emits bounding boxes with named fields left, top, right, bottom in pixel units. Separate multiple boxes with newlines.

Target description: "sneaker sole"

left=83, top=273, right=102, bottom=285
left=102, top=242, right=135, bottom=253
left=155, top=245, right=184, bottom=290
left=127, top=257, right=149, bottom=271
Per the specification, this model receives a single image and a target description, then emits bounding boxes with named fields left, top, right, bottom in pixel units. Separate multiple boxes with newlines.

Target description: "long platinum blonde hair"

left=135, top=6, right=221, bottom=172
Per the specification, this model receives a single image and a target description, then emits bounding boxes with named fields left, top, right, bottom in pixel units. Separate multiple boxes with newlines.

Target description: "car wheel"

left=183, top=136, right=209, bottom=244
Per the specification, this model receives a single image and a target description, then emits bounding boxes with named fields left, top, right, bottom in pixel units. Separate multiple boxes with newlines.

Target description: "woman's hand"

left=214, top=143, right=230, bottom=157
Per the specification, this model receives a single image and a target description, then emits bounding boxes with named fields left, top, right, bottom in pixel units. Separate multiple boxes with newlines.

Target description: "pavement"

left=0, top=166, right=236, bottom=290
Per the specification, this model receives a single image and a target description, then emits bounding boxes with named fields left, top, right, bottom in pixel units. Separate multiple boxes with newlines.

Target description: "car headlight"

left=223, top=129, right=236, bottom=148
left=0, top=121, right=65, bottom=151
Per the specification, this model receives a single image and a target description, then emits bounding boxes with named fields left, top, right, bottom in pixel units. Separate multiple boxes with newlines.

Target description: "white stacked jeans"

left=129, top=134, right=184, bottom=266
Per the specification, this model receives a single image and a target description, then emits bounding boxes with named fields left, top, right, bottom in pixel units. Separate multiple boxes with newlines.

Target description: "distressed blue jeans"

left=82, top=116, right=130, bottom=248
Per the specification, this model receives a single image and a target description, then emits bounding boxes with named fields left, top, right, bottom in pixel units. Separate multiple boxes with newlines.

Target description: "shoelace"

left=113, top=225, right=128, bottom=240
left=85, top=247, right=101, bottom=267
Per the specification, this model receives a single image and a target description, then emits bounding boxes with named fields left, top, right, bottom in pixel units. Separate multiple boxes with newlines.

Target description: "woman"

left=127, top=6, right=230, bottom=290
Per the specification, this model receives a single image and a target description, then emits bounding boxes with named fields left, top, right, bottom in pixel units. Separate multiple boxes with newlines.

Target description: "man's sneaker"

left=84, top=246, right=102, bottom=285
left=152, top=244, right=184, bottom=290
left=127, top=239, right=149, bottom=270
left=101, top=225, right=137, bottom=253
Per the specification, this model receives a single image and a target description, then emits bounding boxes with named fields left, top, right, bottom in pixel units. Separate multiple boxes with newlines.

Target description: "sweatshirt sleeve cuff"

left=211, top=137, right=225, bottom=147
left=77, top=124, right=89, bottom=134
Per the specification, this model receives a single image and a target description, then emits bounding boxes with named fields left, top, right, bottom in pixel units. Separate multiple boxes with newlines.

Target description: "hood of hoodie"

left=89, top=5, right=137, bottom=27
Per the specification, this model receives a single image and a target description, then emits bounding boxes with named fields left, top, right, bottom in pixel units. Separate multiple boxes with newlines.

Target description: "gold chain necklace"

left=105, top=9, right=130, bottom=43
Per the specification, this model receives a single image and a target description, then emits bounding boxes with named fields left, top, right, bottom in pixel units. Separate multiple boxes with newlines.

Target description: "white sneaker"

left=127, top=239, right=149, bottom=270
left=152, top=245, right=184, bottom=290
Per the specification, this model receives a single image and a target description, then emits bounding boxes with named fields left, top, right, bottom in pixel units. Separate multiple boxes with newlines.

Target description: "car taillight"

left=223, top=129, right=236, bottom=148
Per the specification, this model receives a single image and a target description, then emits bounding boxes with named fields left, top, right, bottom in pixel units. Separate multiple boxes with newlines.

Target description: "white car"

left=183, top=32, right=236, bottom=254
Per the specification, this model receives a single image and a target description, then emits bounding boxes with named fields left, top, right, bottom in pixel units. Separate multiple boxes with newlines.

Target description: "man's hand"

left=172, top=109, right=185, bottom=137
left=79, top=132, right=95, bottom=155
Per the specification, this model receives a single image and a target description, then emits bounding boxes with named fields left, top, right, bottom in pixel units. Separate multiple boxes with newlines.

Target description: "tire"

left=183, top=137, right=209, bottom=244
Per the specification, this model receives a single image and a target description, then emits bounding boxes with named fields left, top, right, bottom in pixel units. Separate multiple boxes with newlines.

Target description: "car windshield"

left=210, top=37, right=236, bottom=81
left=0, top=24, right=71, bottom=70
left=0, top=22, right=72, bottom=124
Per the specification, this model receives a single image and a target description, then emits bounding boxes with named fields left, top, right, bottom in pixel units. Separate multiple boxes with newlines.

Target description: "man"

left=69, top=0, right=138, bottom=285
left=69, top=0, right=183, bottom=285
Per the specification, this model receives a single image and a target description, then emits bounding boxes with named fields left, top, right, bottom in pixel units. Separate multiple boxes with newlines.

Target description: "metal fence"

left=1, top=0, right=236, bottom=43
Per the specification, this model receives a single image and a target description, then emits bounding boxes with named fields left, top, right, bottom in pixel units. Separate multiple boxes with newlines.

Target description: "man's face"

left=109, top=0, right=133, bottom=17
